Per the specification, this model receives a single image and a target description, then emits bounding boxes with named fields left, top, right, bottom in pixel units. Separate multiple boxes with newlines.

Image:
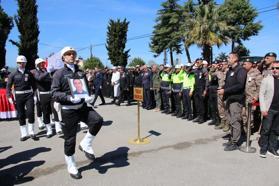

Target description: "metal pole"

left=137, top=101, right=140, bottom=141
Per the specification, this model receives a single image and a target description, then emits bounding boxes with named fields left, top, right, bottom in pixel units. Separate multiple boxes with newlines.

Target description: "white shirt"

left=111, top=71, right=120, bottom=85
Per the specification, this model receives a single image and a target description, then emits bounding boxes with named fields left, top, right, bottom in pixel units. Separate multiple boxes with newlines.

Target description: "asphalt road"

left=0, top=99, right=278, bottom=186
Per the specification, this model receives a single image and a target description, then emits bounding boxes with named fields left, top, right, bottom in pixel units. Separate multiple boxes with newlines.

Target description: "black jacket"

left=51, top=65, right=87, bottom=105
left=224, top=64, right=247, bottom=104
left=6, top=69, right=36, bottom=97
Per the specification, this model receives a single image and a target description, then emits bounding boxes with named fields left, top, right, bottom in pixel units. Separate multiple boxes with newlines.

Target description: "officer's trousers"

left=39, top=93, right=52, bottom=124
left=61, top=104, right=103, bottom=156
left=92, top=87, right=105, bottom=106
left=182, top=89, right=192, bottom=116
left=173, top=91, right=182, bottom=115
left=143, top=88, right=152, bottom=108
left=161, top=89, right=170, bottom=111
left=226, top=102, right=242, bottom=144
left=15, top=93, right=34, bottom=126
left=194, top=88, right=205, bottom=119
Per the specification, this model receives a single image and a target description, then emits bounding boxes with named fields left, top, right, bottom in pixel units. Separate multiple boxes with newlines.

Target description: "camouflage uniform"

left=215, top=69, right=228, bottom=130
left=243, top=68, right=263, bottom=131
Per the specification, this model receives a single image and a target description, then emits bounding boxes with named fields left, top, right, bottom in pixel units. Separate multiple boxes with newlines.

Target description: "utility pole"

left=90, top=44, right=93, bottom=58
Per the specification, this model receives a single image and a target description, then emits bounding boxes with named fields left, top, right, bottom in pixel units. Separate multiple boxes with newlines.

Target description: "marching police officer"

left=52, top=46, right=103, bottom=179
left=6, top=55, right=37, bottom=141
left=33, top=58, right=53, bottom=138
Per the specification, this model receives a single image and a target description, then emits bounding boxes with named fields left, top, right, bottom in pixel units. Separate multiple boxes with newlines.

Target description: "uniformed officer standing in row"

left=262, top=52, right=277, bottom=78
left=160, top=64, right=172, bottom=114
left=242, top=58, right=263, bottom=132
left=218, top=52, right=247, bottom=151
left=33, top=58, right=53, bottom=138
left=52, top=46, right=104, bottom=179
left=6, top=55, right=37, bottom=141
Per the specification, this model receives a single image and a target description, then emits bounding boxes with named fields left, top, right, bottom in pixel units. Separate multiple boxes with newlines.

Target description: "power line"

left=257, top=4, right=277, bottom=11
left=258, top=7, right=278, bottom=14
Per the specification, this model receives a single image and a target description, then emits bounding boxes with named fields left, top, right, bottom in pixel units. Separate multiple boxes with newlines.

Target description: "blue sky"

left=1, top=0, right=279, bottom=67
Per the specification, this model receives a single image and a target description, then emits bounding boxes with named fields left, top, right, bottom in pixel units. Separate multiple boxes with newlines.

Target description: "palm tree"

left=186, top=2, right=232, bottom=63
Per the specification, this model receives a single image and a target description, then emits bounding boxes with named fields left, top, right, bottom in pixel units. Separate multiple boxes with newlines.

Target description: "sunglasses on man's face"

left=272, top=67, right=279, bottom=70
left=64, top=52, right=75, bottom=56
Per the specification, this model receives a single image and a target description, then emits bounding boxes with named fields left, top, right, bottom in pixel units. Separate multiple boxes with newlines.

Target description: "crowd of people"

left=2, top=48, right=279, bottom=179
left=86, top=52, right=279, bottom=157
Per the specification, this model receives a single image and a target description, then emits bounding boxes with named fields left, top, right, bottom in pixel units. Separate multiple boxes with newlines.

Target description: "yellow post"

left=129, top=88, right=150, bottom=145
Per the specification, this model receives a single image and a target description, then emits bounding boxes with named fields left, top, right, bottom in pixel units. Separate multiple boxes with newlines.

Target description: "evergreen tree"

left=10, top=0, right=40, bottom=70
left=150, top=0, right=183, bottom=66
left=83, top=56, right=104, bottom=70
left=106, top=19, right=130, bottom=67
left=128, top=57, right=145, bottom=67
left=233, top=44, right=250, bottom=58
left=0, top=7, right=13, bottom=69
left=219, top=0, right=262, bottom=52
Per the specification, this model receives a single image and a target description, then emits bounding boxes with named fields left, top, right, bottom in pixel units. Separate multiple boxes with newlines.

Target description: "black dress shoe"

left=70, top=172, right=82, bottom=179
left=224, top=143, right=238, bottom=151
left=187, top=115, right=194, bottom=121
left=20, top=136, right=29, bottom=141
left=30, top=135, right=39, bottom=141
left=198, top=119, right=205, bottom=124
left=208, top=120, right=217, bottom=125
left=182, top=115, right=188, bottom=120
left=193, top=117, right=200, bottom=122
left=99, top=103, right=106, bottom=106
left=79, top=145, right=95, bottom=161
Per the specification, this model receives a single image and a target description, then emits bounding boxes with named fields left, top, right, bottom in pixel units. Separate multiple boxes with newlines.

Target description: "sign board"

left=133, top=87, right=143, bottom=102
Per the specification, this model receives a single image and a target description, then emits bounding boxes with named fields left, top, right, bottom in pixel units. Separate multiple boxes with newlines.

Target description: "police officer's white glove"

left=34, top=96, right=37, bottom=104
left=84, top=96, right=94, bottom=104
left=70, top=97, right=81, bottom=104
left=8, top=97, right=14, bottom=104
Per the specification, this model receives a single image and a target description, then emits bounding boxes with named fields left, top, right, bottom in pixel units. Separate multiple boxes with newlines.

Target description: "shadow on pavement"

left=0, top=147, right=50, bottom=185
left=103, top=120, right=113, bottom=126
left=0, top=161, right=45, bottom=186
left=0, top=146, right=12, bottom=154
left=80, top=146, right=130, bottom=174
left=143, top=130, right=162, bottom=139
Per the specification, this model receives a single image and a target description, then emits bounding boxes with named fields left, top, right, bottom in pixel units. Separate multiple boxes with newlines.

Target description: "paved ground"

left=0, top=98, right=278, bottom=186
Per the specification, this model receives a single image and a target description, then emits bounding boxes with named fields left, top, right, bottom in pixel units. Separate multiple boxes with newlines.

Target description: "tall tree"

left=128, top=57, right=145, bottom=67
left=150, top=0, right=182, bottom=66
left=181, top=0, right=195, bottom=63
left=106, top=19, right=130, bottom=67
left=233, top=44, right=250, bottom=58
left=219, top=0, right=262, bottom=52
left=185, top=2, right=232, bottom=63
left=0, top=7, right=13, bottom=69
left=10, top=0, right=40, bottom=70
left=83, top=56, right=104, bottom=70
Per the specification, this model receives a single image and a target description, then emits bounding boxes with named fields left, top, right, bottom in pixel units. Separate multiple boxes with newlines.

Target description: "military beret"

left=265, top=52, right=277, bottom=58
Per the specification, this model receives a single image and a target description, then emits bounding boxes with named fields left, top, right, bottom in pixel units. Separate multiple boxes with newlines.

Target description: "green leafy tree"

left=181, top=0, right=195, bottom=63
left=233, top=44, right=250, bottom=58
left=9, top=0, right=40, bottom=70
left=83, top=56, right=104, bottom=70
left=215, top=52, right=228, bottom=61
left=106, top=19, right=130, bottom=67
left=0, top=7, right=13, bottom=69
left=128, top=57, right=145, bottom=67
left=185, top=2, right=232, bottom=63
left=150, top=0, right=183, bottom=66
left=219, top=0, right=262, bottom=52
